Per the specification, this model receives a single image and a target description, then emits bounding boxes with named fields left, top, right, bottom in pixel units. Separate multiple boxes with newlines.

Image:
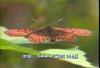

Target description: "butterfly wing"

left=5, top=27, right=91, bottom=43
left=27, top=33, right=49, bottom=43
left=5, top=28, right=33, bottom=37
left=26, top=27, right=77, bottom=43
left=55, top=33, right=77, bottom=43
left=26, top=29, right=49, bottom=43
left=54, top=28, right=91, bottom=36
left=49, top=29, right=77, bottom=42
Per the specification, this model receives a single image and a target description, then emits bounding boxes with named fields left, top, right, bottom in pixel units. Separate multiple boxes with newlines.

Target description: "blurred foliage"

left=0, top=0, right=98, bottom=68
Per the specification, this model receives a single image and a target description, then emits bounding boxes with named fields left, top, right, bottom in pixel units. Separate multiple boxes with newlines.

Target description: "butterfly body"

left=5, top=26, right=91, bottom=43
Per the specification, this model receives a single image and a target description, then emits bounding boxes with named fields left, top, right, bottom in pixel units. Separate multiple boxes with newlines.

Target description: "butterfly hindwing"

left=55, top=33, right=77, bottom=43
left=26, top=29, right=49, bottom=43
left=27, top=33, right=49, bottom=43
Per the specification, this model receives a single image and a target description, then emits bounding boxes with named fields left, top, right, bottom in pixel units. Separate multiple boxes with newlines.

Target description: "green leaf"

left=0, top=39, right=40, bottom=55
left=0, top=39, right=96, bottom=68
left=41, top=49, right=97, bottom=68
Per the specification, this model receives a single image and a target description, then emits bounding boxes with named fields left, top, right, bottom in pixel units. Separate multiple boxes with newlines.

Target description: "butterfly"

left=5, top=26, right=91, bottom=43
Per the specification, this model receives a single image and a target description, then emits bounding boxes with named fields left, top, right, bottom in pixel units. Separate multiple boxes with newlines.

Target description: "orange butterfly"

left=5, top=26, right=91, bottom=43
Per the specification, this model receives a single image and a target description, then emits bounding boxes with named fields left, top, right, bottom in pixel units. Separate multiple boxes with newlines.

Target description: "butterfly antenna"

left=31, top=18, right=39, bottom=23
left=68, top=44, right=80, bottom=50
left=55, top=18, right=64, bottom=23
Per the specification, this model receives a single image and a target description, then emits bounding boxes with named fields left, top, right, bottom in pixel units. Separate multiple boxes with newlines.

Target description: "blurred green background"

left=0, top=0, right=98, bottom=68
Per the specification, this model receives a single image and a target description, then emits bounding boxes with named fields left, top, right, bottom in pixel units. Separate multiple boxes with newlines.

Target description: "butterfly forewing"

left=54, top=28, right=91, bottom=36
left=5, top=28, right=33, bottom=37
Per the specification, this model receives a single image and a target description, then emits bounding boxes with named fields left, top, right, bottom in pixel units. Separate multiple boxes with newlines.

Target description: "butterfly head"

left=44, top=26, right=53, bottom=31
